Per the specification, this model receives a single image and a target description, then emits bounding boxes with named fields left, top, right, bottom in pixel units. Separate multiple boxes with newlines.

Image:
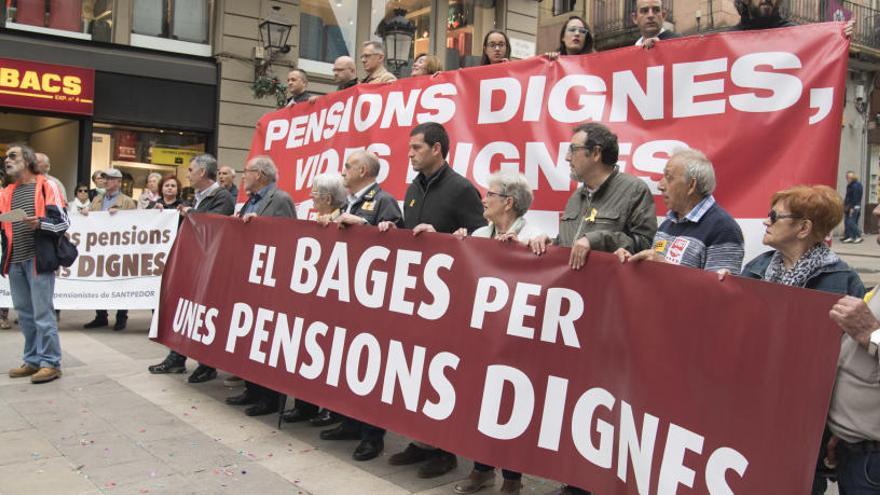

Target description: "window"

left=4, top=0, right=112, bottom=42
left=131, top=0, right=212, bottom=55
left=299, top=0, right=358, bottom=66
left=552, top=0, right=575, bottom=16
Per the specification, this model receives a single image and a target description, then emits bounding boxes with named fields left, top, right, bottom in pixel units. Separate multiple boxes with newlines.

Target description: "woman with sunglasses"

left=720, top=185, right=863, bottom=494
left=481, top=30, right=511, bottom=65
left=545, top=16, right=594, bottom=59
left=723, top=185, right=863, bottom=296
left=70, top=183, right=92, bottom=216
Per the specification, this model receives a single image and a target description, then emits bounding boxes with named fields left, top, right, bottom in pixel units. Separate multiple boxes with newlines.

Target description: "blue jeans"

left=845, top=207, right=862, bottom=240
left=9, top=260, right=61, bottom=369
left=837, top=445, right=880, bottom=494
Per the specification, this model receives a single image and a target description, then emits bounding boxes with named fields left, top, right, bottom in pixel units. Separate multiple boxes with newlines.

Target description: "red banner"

left=249, top=23, right=847, bottom=227
left=156, top=215, right=843, bottom=493
left=0, top=57, right=94, bottom=116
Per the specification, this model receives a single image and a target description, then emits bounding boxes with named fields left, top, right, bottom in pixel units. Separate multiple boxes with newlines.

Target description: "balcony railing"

left=784, top=0, right=880, bottom=51
left=592, top=0, right=674, bottom=49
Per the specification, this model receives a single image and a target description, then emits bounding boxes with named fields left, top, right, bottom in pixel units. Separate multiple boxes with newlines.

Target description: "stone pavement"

left=835, top=234, right=880, bottom=288
left=0, top=310, right=561, bottom=495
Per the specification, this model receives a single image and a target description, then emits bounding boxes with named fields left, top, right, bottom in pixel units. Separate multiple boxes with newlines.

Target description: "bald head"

left=333, top=56, right=357, bottom=85
left=35, top=153, right=50, bottom=174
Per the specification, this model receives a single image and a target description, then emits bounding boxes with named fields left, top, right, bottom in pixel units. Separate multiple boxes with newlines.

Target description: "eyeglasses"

left=76, top=189, right=89, bottom=193
left=566, top=27, right=589, bottom=35
left=244, top=167, right=260, bottom=174
left=568, top=142, right=599, bottom=155
left=4, top=152, right=19, bottom=160
left=487, top=42, right=507, bottom=50
left=486, top=191, right=509, bottom=199
left=360, top=53, right=380, bottom=59
left=768, top=210, right=802, bottom=224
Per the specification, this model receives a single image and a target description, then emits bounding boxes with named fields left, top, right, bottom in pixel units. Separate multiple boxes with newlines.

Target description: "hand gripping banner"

left=156, top=215, right=843, bottom=493
left=249, top=23, right=849, bottom=258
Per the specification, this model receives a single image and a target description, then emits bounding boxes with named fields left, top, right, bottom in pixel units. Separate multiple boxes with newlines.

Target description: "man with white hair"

left=224, top=155, right=297, bottom=416
left=360, top=41, right=397, bottom=84
left=35, top=153, right=67, bottom=204
left=218, top=166, right=238, bottom=199
left=615, top=148, right=744, bottom=273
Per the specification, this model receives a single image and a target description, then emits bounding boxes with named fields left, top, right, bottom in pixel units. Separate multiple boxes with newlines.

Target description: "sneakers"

left=854, top=237, right=864, bottom=244
left=843, top=238, right=854, bottom=243
left=30, top=367, right=62, bottom=383
left=8, top=364, right=39, bottom=378
left=0, top=317, right=11, bottom=329
left=454, top=469, right=496, bottom=494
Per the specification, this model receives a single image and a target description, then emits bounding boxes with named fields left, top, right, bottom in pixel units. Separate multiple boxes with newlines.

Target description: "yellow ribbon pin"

left=584, top=208, right=598, bottom=223
left=409, top=199, right=416, bottom=207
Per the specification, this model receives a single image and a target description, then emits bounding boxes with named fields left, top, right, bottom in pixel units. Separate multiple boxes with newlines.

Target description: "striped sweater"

left=653, top=198, right=744, bottom=274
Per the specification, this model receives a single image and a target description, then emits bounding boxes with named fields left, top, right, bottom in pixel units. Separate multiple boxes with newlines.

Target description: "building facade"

left=0, top=0, right=540, bottom=200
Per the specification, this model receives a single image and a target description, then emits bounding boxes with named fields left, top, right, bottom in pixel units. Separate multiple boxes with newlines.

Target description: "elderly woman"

left=311, top=173, right=347, bottom=223
left=452, top=172, right=542, bottom=495
left=411, top=54, right=442, bottom=76
left=147, top=175, right=182, bottom=210
left=722, top=185, right=863, bottom=495
left=138, top=172, right=163, bottom=209
left=481, top=30, right=511, bottom=65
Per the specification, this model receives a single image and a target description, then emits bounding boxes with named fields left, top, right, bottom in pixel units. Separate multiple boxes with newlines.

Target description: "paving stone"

left=0, top=456, right=98, bottom=494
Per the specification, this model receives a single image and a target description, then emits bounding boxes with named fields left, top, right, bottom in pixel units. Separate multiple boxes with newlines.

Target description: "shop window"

left=369, top=0, right=430, bottom=76
left=299, top=0, right=358, bottom=68
left=4, top=0, right=112, bottom=42
left=131, top=0, right=212, bottom=55
left=91, top=124, right=207, bottom=199
left=446, top=0, right=496, bottom=69
left=552, top=0, right=575, bottom=16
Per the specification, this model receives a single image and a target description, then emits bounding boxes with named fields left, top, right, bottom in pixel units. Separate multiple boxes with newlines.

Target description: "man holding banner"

left=2, top=144, right=68, bottom=384
left=380, top=122, right=485, bottom=478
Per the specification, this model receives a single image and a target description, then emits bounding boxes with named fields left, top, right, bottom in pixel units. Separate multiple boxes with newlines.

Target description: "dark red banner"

left=0, top=57, right=95, bottom=116
left=249, top=23, right=848, bottom=223
left=156, top=215, right=842, bottom=493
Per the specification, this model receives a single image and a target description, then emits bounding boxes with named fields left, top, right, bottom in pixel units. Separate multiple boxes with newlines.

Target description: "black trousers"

left=341, top=417, right=386, bottom=441
left=96, top=309, right=127, bottom=321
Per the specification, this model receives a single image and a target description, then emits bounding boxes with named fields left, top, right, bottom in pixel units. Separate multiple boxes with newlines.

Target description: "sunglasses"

left=76, top=189, right=89, bottom=193
left=768, top=210, right=802, bottom=224
left=4, top=151, right=19, bottom=160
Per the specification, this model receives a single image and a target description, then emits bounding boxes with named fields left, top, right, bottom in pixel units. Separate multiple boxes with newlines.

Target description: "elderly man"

left=2, top=144, right=68, bottom=384
left=218, top=166, right=238, bottom=199
left=35, top=153, right=67, bottom=204
left=827, top=204, right=880, bottom=493
left=286, top=69, right=312, bottom=107
left=378, top=122, right=485, bottom=478
left=318, top=150, right=403, bottom=461
left=84, top=168, right=136, bottom=331
left=89, top=170, right=105, bottom=201
left=615, top=148, right=744, bottom=273
left=633, top=0, right=680, bottom=48
left=530, top=123, right=657, bottom=274
left=148, top=154, right=234, bottom=383
left=360, top=41, right=397, bottom=84
left=223, top=156, right=297, bottom=416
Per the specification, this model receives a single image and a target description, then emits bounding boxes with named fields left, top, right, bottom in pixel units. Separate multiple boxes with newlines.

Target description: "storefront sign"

left=249, top=23, right=849, bottom=260
left=152, top=147, right=201, bottom=166
left=156, top=215, right=843, bottom=493
left=0, top=210, right=179, bottom=309
left=0, top=57, right=95, bottom=116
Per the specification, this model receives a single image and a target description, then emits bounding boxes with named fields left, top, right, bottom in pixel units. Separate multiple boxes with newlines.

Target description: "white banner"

left=0, top=210, right=179, bottom=310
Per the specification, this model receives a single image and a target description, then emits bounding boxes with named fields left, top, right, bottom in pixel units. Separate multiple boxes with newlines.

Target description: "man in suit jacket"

left=148, top=154, right=234, bottom=382
left=319, top=150, right=402, bottom=461
left=84, top=168, right=137, bottom=331
left=223, top=155, right=314, bottom=417
left=633, top=0, right=681, bottom=48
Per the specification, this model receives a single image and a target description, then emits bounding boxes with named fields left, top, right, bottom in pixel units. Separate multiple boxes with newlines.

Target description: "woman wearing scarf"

left=451, top=171, right=543, bottom=495
left=724, top=184, right=864, bottom=495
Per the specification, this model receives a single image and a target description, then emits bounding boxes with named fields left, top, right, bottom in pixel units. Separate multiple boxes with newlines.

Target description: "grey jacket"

left=244, top=184, right=297, bottom=219
left=555, top=168, right=657, bottom=252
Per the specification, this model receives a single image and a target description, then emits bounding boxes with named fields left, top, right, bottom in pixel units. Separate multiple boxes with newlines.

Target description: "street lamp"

left=376, top=8, right=416, bottom=77
left=258, top=5, right=293, bottom=59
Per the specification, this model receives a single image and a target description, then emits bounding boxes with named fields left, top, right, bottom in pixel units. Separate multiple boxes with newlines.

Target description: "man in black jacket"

left=378, top=122, right=485, bottom=478
left=148, top=153, right=234, bottom=383
left=633, top=0, right=680, bottom=48
left=732, top=0, right=794, bottom=30
left=285, top=69, right=312, bottom=107
left=318, top=149, right=403, bottom=461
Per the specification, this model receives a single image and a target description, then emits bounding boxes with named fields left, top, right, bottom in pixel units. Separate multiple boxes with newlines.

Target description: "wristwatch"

left=868, top=329, right=880, bottom=357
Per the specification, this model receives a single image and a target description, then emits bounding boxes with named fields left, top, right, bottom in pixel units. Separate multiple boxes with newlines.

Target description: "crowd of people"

left=0, top=0, right=876, bottom=493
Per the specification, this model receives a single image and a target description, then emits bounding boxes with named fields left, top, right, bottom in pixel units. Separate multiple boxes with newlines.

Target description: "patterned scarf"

left=764, top=243, right=838, bottom=287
